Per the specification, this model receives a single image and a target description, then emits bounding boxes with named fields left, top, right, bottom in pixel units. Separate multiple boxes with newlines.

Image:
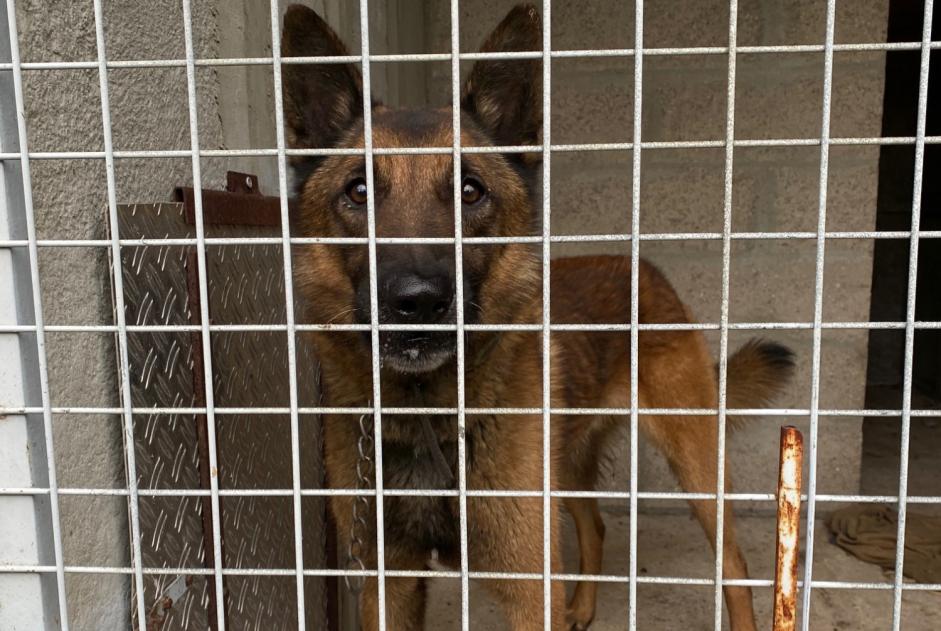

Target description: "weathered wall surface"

left=16, top=2, right=224, bottom=626
left=424, top=0, right=890, bottom=508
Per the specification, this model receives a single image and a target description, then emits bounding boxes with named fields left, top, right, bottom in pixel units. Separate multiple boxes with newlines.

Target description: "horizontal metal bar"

left=3, top=230, right=941, bottom=250
left=3, top=486, right=940, bottom=504
left=2, top=320, right=939, bottom=334
left=2, top=40, right=940, bottom=72
left=0, top=563, right=937, bottom=592
left=0, top=320, right=934, bottom=333
left=2, top=136, right=941, bottom=163
left=0, top=405, right=937, bottom=417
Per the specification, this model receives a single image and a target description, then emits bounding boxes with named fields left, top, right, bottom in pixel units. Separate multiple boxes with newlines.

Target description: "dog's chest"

left=381, top=437, right=460, bottom=552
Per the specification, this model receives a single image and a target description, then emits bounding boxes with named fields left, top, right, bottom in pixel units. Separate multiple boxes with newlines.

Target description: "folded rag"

left=826, top=504, right=941, bottom=584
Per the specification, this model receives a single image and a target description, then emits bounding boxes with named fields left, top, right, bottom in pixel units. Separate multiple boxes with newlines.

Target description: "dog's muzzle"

left=358, top=267, right=459, bottom=375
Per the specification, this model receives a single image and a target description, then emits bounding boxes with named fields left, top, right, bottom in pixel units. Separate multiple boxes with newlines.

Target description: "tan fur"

left=281, top=5, right=794, bottom=630
left=725, top=339, right=796, bottom=418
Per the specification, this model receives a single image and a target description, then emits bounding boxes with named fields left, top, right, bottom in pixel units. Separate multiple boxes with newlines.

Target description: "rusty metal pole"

left=773, top=426, right=804, bottom=631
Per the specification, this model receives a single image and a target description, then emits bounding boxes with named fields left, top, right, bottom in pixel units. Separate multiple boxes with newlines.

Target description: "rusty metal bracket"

left=173, top=171, right=282, bottom=227
left=773, top=426, right=804, bottom=631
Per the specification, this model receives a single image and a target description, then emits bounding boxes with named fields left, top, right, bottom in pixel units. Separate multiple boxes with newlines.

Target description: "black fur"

left=751, top=340, right=797, bottom=373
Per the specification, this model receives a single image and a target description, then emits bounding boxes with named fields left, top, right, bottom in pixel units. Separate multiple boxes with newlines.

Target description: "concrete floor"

left=424, top=509, right=941, bottom=629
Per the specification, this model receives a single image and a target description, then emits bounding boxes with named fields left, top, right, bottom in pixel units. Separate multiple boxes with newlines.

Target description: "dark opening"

left=862, top=0, right=940, bottom=499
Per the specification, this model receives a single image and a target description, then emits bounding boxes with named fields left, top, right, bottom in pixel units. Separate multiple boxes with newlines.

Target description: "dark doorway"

left=862, top=0, right=940, bottom=499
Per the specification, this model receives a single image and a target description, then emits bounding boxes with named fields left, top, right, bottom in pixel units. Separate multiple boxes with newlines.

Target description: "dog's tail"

left=721, top=339, right=796, bottom=429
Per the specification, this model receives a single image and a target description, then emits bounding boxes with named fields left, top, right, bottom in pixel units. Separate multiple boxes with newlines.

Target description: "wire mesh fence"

left=0, top=1, right=937, bottom=630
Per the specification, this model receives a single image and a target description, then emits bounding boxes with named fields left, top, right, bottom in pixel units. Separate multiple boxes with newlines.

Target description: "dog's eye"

left=461, top=177, right=487, bottom=206
left=345, top=177, right=368, bottom=206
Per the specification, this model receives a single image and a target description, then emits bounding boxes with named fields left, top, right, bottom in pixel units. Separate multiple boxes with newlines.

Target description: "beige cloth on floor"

left=826, top=504, right=941, bottom=584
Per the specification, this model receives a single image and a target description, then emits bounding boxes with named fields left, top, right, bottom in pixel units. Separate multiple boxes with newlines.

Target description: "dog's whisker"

left=324, top=306, right=357, bottom=325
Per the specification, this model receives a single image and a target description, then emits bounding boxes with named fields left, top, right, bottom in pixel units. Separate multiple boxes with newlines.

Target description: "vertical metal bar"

left=357, top=2, right=388, bottom=628
left=267, top=2, right=307, bottom=627
left=540, top=1, right=553, bottom=629
left=892, top=1, right=933, bottom=628
left=798, top=1, right=836, bottom=628
left=448, top=1, right=471, bottom=630
left=180, top=1, right=227, bottom=627
left=628, top=1, right=644, bottom=629
left=182, top=251, right=223, bottom=630
left=2, top=3, right=70, bottom=628
left=713, top=1, right=738, bottom=627
left=773, top=426, right=804, bottom=631
left=89, top=1, right=147, bottom=628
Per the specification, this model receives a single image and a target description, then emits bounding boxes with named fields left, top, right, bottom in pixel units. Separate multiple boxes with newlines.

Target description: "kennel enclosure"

left=1, top=1, right=939, bottom=630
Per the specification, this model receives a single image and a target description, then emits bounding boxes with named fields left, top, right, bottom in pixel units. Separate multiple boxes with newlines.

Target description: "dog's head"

left=284, top=4, right=542, bottom=376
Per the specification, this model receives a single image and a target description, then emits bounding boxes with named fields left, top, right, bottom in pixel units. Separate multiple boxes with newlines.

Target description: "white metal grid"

left=179, top=0, right=226, bottom=626
left=711, top=0, right=738, bottom=625
left=799, top=1, right=837, bottom=628
left=269, top=0, right=309, bottom=625
left=448, top=1, right=472, bottom=628
left=2, top=2, right=69, bottom=628
left=628, top=3, right=643, bottom=629
left=356, top=1, right=390, bottom=625
left=540, top=2, right=554, bottom=627
left=891, top=2, right=935, bottom=629
left=89, top=0, right=148, bottom=627
left=0, top=1, right=938, bottom=630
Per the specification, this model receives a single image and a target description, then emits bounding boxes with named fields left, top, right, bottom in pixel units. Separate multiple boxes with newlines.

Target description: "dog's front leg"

left=469, top=496, right=567, bottom=631
left=328, top=496, right=427, bottom=631
left=485, top=574, right=566, bottom=631
left=359, top=572, right=427, bottom=631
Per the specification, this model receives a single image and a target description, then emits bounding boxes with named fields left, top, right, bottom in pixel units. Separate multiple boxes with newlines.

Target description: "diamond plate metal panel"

left=114, top=202, right=326, bottom=631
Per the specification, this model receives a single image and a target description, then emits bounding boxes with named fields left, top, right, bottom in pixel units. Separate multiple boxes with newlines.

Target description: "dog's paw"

left=565, top=607, right=594, bottom=631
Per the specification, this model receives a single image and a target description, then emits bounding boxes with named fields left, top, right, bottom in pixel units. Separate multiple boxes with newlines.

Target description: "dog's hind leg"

left=640, top=412, right=758, bottom=631
left=563, top=496, right=605, bottom=630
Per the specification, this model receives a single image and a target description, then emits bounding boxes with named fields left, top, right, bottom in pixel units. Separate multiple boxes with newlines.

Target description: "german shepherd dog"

left=283, top=4, right=793, bottom=630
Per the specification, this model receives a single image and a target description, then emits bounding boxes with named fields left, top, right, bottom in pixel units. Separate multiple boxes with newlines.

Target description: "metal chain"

left=344, top=411, right=373, bottom=594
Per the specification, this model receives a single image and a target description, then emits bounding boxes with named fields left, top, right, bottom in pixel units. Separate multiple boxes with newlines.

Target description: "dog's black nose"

left=386, top=274, right=454, bottom=323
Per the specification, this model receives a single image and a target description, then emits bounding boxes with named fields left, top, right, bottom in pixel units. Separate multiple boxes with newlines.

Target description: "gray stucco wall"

left=7, top=0, right=889, bottom=628
left=17, top=1, right=222, bottom=627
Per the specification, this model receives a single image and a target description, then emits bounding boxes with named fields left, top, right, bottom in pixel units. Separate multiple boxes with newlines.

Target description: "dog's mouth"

left=351, top=299, right=480, bottom=376
left=378, top=331, right=456, bottom=375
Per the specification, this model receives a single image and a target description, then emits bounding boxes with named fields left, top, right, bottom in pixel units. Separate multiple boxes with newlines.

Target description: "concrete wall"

left=423, top=0, right=890, bottom=508
left=16, top=1, right=222, bottom=626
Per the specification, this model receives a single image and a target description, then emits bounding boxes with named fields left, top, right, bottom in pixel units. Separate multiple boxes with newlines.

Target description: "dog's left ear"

left=461, top=4, right=542, bottom=149
left=281, top=5, right=364, bottom=151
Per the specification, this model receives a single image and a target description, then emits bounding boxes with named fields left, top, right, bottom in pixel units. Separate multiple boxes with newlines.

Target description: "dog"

left=283, top=4, right=794, bottom=630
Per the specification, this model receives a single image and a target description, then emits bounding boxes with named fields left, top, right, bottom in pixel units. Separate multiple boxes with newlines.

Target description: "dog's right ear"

left=461, top=5, right=542, bottom=149
left=282, top=5, right=363, bottom=150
